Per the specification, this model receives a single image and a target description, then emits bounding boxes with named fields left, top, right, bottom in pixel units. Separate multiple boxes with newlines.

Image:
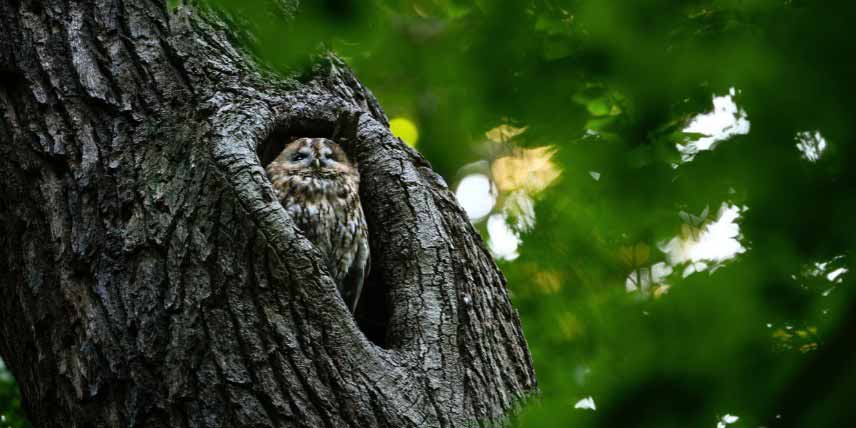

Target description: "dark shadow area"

left=352, top=274, right=387, bottom=347
left=257, top=116, right=390, bottom=348
left=257, top=119, right=337, bottom=166
left=595, top=376, right=708, bottom=428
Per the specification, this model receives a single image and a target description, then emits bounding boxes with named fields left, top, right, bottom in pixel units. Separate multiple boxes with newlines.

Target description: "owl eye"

left=292, top=153, right=307, bottom=161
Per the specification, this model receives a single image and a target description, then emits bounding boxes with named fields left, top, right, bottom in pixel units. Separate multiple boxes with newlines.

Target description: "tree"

left=0, top=1, right=536, bottom=426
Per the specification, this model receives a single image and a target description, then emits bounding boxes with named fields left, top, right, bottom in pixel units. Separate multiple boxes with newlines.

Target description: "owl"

left=265, top=137, right=370, bottom=313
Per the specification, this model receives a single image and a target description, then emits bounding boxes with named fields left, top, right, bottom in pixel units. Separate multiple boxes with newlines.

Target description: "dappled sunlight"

left=765, top=255, right=847, bottom=354
left=492, top=146, right=561, bottom=193
left=389, top=116, right=420, bottom=147
left=678, top=88, right=750, bottom=163
left=503, top=190, right=536, bottom=231
left=804, top=255, right=848, bottom=284
left=487, top=213, right=521, bottom=260
left=455, top=174, right=496, bottom=220
left=827, top=267, right=847, bottom=283
left=771, top=323, right=819, bottom=353
left=483, top=181, right=543, bottom=260
left=799, top=255, right=848, bottom=298
left=795, top=130, right=828, bottom=162
left=625, top=203, right=748, bottom=298
left=451, top=124, right=561, bottom=261
left=486, top=124, right=528, bottom=143
left=716, top=414, right=739, bottom=428
left=574, top=396, right=597, bottom=411
left=621, top=242, right=671, bottom=296
left=659, top=203, right=747, bottom=275
left=625, top=262, right=673, bottom=295
left=483, top=188, right=539, bottom=261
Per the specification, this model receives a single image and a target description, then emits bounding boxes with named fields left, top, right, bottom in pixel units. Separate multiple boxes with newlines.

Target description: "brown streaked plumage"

left=266, top=137, right=369, bottom=313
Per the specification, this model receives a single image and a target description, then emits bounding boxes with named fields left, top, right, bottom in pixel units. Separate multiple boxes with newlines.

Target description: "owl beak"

left=314, top=159, right=321, bottom=169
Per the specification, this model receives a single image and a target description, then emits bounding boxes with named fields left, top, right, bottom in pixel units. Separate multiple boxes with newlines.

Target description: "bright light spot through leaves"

left=486, top=124, right=528, bottom=143
left=716, top=414, right=740, bottom=428
left=805, top=255, right=849, bottom=284
left=574, top=396, right=597, bottom=411
left=487, top=213, right=521, bottom=261
left=660, top=203, right=747, bottom=277
left=455, top=174, right=496, bottom=220
left=453, top=124, right=553, bottom=262
left=389, top=117, right=420, bottom=147
left=679, top=88, right=750, bottom=163
left=796, top=130, right=828, bottom=162
left=626, top=262, right=673, bottom=295
left=492, top=146, right=561, bottom=193
left=827, top=268, right=848, bottom=282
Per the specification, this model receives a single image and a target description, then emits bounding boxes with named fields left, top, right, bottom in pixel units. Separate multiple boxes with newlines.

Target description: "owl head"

left=267, top=137, right=356, bottom=179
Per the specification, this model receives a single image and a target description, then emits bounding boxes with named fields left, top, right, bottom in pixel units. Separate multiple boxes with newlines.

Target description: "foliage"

left=0, top=362, right=27, bottom=428
left=4, top=0, right=855, bottom=426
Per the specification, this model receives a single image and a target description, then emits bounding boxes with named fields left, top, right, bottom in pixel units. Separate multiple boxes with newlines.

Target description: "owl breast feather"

left=279, top=175, right=368, bottom=289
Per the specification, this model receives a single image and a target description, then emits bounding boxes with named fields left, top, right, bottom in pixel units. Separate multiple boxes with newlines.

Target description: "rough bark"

left=0, top=1, right=536, bottom=427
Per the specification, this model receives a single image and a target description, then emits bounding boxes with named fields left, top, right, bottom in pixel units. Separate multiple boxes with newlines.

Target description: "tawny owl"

left=265, top=137, right=369, bottom=313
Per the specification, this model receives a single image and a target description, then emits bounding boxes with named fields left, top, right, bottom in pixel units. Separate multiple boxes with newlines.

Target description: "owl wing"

left=341, top=238, right=370, bottom=313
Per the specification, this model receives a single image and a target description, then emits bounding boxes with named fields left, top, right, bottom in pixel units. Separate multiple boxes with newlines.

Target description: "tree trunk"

left=0, top=1, right=536, bottom=427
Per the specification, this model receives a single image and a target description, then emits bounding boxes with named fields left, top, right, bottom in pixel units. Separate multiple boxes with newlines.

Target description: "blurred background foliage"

left=3, top=0, right=855, bottom=426
left=0, top=360, right=26, bottom=428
